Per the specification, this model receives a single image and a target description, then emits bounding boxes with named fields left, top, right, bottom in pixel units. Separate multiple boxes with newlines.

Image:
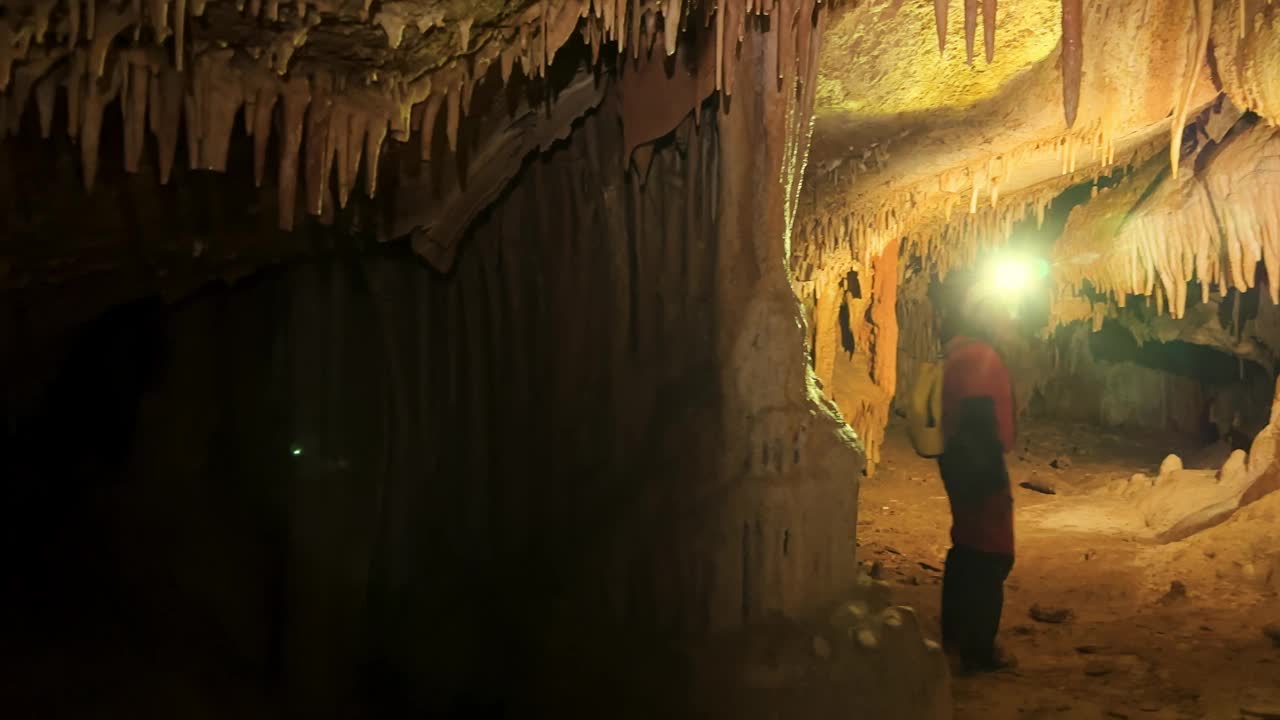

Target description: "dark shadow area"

left=0, top=103, right=732, bottom=720
left=839, top=298, right=857, bottom=355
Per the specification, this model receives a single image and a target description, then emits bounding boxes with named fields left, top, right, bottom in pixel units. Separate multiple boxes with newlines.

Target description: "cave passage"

left=6, top=1, right=1280, bottom=719
left=853, top=197, right=1280, bottom=718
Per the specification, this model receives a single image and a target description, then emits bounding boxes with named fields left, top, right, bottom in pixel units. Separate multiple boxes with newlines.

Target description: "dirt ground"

left=862, top=420, right=1280, bottom=720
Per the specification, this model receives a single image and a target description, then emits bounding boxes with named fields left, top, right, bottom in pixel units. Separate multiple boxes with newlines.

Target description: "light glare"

left=986, top=254, right=1037, bottom=295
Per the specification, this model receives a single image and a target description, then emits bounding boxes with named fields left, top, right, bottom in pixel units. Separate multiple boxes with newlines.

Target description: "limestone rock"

left=1159, top=454, right=1183, bottom=477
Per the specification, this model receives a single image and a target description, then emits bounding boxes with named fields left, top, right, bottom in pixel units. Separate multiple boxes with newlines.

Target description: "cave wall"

left=0, top=5, right=873, bottom=717
left=1029, top=313, right=1276, bottom=442
left=889, top=267, right=1272, bottom=444
left=792, top=232, right=899, bottom=473
left=1030, top=323, right=1207, bottom=436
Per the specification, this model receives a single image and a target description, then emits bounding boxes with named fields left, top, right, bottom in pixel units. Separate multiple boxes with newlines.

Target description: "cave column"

left=712, top=0, right=862, bottom=628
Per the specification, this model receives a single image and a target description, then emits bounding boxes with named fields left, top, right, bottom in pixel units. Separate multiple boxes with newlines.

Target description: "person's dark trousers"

left=941, top=545, right=1014, bottom=668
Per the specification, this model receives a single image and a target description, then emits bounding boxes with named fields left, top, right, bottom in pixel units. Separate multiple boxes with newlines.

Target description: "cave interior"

left=3, top=1, right=1280, bottom=718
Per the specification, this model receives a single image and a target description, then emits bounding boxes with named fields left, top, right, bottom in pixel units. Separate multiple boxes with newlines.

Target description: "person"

left=937, top=286, right=1017, bottom=675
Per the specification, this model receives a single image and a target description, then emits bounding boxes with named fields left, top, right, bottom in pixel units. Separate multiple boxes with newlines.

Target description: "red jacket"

left=941, top=336, right=1016, bottom=556
left=942, top=337, right=1015, bottom=451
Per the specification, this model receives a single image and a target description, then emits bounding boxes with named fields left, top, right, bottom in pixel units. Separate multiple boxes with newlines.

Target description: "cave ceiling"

left=0, top=0, right=1278, bottom=311
left=798, top=0, right=1246, bottom=271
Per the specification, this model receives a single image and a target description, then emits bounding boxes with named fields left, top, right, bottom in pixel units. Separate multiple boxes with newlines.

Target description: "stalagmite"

left=1061, top=0, right=1082, bottom=128
left=934, top=0, right=948, bottom=52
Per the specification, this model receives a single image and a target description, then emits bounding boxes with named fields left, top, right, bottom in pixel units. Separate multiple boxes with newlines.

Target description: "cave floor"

left=862, top=420, right=1280, bottom=720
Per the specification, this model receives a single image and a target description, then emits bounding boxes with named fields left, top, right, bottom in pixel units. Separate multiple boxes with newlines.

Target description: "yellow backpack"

left=907, top=359, right=945, bottom=458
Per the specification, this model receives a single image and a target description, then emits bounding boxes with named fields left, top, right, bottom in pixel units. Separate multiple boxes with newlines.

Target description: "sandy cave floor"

left=861, top=420, right=1280, bottom=720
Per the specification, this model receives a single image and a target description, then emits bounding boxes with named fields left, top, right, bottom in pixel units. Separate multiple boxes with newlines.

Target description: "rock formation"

left=3, top=0, right=1280, bottom=717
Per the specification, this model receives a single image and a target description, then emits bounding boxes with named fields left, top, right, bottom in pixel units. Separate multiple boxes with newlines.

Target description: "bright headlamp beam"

left=983, top=253, right=1049, bottom=297
left=990, top=257, right=1032, bottom=294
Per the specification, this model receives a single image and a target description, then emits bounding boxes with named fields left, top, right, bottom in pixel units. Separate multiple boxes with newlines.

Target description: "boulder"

left=1137, top=468, right=1242, bottom=539
left=1243, top=424, right=1280, bottom=506
left=1134, top=380, right=1280, bottom=541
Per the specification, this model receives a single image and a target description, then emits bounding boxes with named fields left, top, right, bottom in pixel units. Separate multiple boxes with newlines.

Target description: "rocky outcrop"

left=1107, top=378, right=1280, bottom=541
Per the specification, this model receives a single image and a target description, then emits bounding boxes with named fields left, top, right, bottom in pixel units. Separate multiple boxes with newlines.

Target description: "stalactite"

left=1170, top=0, right=1213, bottom=180
left=277, top=75, right=310, bottom=230
left=175, top=0, right=186, bottom=71
left=251, top=83, right=278, bottom=187
left=1061, top=0, right=1083, bottom=128
left=963, top=0, right=978, bottom=64
left=123, top=61, right=149, bottom=173
left=1213, top=0, right=1280, bottom=127
left=149, top=66, right=182, bottom=183
left=982, top=0, right=997, bottom=63
left=81, top=55, right=123, bottom=191
left=933, top=0, right=948, bottom=53
left=445, top=82, right=460, bottom=153
left=1051, top=122, right=1280, bottom=326
left=0, top=0, right=830, bottom=242
left=303, top=72, right=333, bottom=218
left=35, top=69, right=58, bottom=138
